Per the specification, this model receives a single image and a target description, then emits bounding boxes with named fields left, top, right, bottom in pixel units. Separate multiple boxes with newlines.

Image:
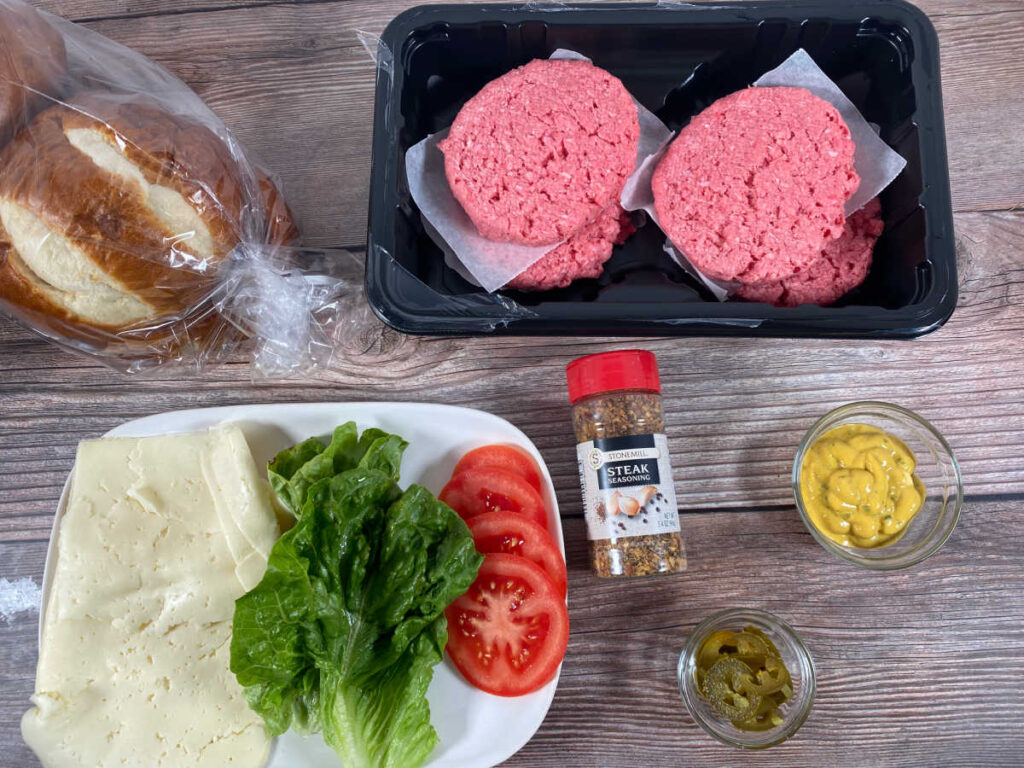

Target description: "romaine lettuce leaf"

left=268, top=422, right=405, bottom=516
left=231, top=424, right=482, bottom=768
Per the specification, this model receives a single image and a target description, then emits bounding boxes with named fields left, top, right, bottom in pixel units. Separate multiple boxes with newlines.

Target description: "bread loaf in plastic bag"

left=0, top=0, right=350, bottom=376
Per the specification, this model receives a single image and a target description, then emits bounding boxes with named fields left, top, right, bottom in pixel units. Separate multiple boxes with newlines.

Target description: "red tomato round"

left=466, top=512, right=567, bottom=598
left=453, top=445, right=544, bottom=492
left=446, top=554, right=569, bottom=697
left=440, top=469, right=548, bottom=530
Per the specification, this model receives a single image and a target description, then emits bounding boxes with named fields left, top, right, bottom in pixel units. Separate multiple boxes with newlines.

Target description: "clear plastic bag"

left=0, top=0, right=348, bottom=376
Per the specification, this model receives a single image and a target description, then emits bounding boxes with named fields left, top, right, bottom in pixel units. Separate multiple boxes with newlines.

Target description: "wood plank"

left=30, top=0, right=1024, bottom=24
left=933, top=12, right=1024, bottom=217
left=12, top=0, right=1019, bottom=254
left=1, top=210, right=1022, bottom=532
left=2, top=0, right=1022, bottom=765
left=4, top=502, right=1024, bottom=766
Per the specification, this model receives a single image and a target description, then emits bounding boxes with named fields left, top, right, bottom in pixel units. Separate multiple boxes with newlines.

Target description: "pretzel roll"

left=0, top=93, right=296, bottom=361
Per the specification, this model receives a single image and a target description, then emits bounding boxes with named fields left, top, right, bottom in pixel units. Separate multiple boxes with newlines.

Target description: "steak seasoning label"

left=577, top=433, right=681, bottom=541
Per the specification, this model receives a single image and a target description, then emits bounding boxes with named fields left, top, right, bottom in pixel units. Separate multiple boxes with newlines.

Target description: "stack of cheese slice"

left=22, top=425, right=280, bottom=768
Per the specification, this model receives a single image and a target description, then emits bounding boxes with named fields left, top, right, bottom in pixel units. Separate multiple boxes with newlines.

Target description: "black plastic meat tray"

left=366, top=1, right=956, bottom=338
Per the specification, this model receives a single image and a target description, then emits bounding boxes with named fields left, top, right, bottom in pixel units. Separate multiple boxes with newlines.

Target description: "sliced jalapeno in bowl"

left=679, top=609, right=815, bottom=749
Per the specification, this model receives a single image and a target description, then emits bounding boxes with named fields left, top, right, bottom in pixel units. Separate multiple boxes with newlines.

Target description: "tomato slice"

left=440, top=469, right=548, bottom=530
left=467, top=512, right=567, bottom=598
left=446, top=554, right=569, bottom=697
left=453, top=445, right=544, bottom=492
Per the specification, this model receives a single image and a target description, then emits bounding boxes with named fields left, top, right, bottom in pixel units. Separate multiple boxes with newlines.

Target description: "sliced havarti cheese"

left=22, top=425, right=279, bottom=768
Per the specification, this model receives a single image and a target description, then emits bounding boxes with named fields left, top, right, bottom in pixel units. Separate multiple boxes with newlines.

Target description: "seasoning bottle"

left=566, top=350, right=686, bottom=577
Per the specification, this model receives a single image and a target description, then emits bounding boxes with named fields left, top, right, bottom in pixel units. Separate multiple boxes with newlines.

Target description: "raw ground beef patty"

left=735, top=198, right=883, bottom=307
left=506, top=206, right=634, bottom=291
left=439, top=58, right=639, bottom=246
left=652, top=86, right=859, bottom=283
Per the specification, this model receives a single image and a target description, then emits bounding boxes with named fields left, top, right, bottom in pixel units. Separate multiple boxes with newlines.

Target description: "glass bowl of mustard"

left=793, top=401, right=963, bottom=570
left=679, top=608, right=815, bottom=749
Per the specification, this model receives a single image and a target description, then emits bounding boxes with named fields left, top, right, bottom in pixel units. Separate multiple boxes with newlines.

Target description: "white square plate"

left=39, top=402, right=564, bottom=768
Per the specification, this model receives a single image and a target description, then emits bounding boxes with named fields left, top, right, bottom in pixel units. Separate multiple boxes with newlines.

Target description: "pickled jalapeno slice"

left=737, top=655, right=791, bottom=696
left=693, top=625, right=795, bottom=733
left=697, top=630, right=741, bottom=669
left=701, top=657, right=761, bottom=722
left=734, top=708, right=785, bottom=732
left=743, top=627, right=782, bottom=656
left=698, top=628, right=773, bottom=668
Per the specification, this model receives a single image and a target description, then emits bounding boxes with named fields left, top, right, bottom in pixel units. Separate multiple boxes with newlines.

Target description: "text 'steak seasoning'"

left=567, top=350, right=687, bottom=577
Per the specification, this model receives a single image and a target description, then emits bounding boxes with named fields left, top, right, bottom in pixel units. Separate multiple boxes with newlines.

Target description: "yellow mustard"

left=799, top=424, right=926, bottom=548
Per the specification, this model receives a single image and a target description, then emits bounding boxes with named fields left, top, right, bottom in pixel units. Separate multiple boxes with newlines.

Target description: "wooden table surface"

left=2, top=0, right=1023, bottom=766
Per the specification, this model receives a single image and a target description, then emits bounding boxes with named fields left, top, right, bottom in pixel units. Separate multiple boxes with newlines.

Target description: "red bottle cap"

left=566, top=350, right=661, bottom=403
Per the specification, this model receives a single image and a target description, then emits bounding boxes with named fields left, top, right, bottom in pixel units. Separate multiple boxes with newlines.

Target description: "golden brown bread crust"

left=0, top=255, right=226, bottom=357
left=61, top=93, right=299, bottom=250
left=0, top=94, right=298, bottom=361
left=0, top=104, right=217, bottom=319
left=0, top=2, right=66, bottom=146
left=257, top=169, right=300, bottom=247
left=62, top=93, right=250, bottom=258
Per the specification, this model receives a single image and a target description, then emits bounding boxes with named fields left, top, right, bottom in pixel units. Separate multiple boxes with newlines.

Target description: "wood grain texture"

left=2, top=0, right=1024, bottom=765
left=4, top=505, right=1024, bottom=767
left=933, top=11, right=1024, bottom=215
left=29, top=0, right=1024, bottom=23
left=2, top=212, right=1022, bottom=531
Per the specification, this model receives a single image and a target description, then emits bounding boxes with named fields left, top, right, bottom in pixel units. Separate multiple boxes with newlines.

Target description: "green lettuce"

left=267, top=423, right=404, bottom=517
left=231, top=423, right=482, bottom=768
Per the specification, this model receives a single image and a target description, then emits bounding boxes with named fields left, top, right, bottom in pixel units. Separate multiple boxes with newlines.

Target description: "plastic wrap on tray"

left=0, top=0, right=349, bottom=376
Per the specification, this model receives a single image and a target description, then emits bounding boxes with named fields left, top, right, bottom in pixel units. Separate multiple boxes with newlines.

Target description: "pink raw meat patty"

left=506, top=206, right=635, bottom=291
left=439, top=58, right=639, bottom=246
left=652, top=86, right=859, bottom=283
left=735, top=198, right=883, bottom=307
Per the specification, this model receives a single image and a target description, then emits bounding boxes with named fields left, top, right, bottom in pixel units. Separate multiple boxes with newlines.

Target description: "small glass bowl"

left=678, top=609, right=815, bottom=749
left=793, top=401, right=963, bottom=570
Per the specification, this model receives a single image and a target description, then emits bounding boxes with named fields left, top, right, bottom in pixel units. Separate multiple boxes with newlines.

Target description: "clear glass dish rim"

left=791, top=400, right=964, bottom=570
left=677, top=607, right=816, bottom=749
